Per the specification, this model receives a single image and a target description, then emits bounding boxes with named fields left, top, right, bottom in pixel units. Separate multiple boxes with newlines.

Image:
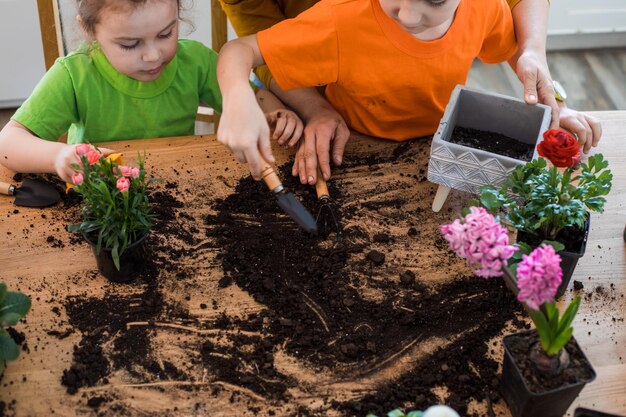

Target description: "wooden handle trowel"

left=0, top=179, right=61, bottom=208
left=260, top=159, right=318, bottom=234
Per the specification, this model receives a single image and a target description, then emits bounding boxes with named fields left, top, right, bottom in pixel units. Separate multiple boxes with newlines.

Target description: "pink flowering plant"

left=68, top=145, right=153, bottom=270
left=440, top=207, right=580, bottom=364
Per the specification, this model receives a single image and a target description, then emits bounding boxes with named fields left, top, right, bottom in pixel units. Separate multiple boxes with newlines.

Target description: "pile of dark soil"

left=449, top=126, right=535, bottom=161
left=56, top=139, right=527, bottom=416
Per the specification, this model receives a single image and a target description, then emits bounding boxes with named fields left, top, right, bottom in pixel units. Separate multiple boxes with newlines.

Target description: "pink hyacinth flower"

left=130, top=167, right=141, bottom=178
left=116, top=177, right=130, bottom=192
left=440, top=206, right=517, bottom=278
left=75, top=144, right=92, bottom=156
left=516, top=244, right=563, bottom=310
left=71, top=172, right=83, bottom=186
left=86, top=150, right=103, bottom=165
left=118, top=165, right=133, bottom=178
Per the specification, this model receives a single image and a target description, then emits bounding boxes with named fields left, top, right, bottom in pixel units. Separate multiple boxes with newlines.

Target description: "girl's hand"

left=54, top=144, right=115, bottom=183
left=265, top=109, right=304, bottom=148
left=558, top=106, right=602, bottom=154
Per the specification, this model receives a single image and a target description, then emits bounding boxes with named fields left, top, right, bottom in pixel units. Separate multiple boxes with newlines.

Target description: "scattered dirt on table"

left=449, top=126, right=535, bottom=161
left=53, top=139, right=530, bottom=416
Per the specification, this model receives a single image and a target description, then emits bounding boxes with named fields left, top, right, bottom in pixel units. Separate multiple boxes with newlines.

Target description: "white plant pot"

left=427, top=85, right=551, bottom=211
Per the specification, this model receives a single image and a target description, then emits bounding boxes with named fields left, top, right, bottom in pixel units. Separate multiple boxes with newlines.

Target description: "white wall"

left=547, top=0, right=626, bottom=50
left=0, top=0, right=46, bottom=108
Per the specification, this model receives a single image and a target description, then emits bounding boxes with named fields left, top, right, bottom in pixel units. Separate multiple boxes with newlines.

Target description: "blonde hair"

left=77, top=0, right=182, bottom=34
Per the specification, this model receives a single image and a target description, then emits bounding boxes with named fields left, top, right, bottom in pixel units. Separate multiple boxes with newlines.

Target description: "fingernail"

left=308, top=175, right=314, bottom=184
left=334, top=156, right=342, bottom=165
left=529, top=94, right=536, bottom=102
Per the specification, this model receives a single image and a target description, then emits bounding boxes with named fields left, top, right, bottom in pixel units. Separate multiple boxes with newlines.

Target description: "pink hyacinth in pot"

left=440, top=210, right=581, bottom=374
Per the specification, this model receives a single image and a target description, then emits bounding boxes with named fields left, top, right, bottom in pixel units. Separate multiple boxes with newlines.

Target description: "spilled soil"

left=44, top=139, right=532, bottom=416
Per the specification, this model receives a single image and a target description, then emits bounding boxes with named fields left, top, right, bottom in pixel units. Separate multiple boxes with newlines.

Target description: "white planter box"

left=427, top=85, right=551, bottom=211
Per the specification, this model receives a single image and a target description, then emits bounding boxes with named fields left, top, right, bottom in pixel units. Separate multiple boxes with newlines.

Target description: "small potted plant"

left=440, top=208, right=596, bottom=417
left=428, top=85, right=551, bottom=211
left=367, top=405, right=460, bottom=417
left=478, top=129, right=612, bottom=296
left=68, top=145, right=153, bottom=282
left=0, top=282, right=31, bottom=376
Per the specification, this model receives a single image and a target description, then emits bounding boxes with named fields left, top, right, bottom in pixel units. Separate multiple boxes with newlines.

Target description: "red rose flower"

left=537, top=129, right=581, bottom=168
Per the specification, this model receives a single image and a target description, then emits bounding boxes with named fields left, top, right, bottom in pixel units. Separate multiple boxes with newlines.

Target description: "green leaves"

left=0, top=283, right=30, bottom=375
left=478, top=155, right=612, bottom=241
left=528, top=296, right=580, bottom=356
left=0, top=291, right=31, bottom=327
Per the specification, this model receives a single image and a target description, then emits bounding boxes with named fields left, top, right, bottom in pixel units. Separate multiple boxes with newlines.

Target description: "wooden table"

left=1, top=111, right=625, bottom=416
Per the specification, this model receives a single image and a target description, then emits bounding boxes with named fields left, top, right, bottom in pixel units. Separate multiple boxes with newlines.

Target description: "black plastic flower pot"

left=84, top=233, right=148, bottom=283
left=517, top=215, right=590, bottom=298
left=501, top=330, right=596, bottom=417
left=575, top=408, right=626, bottom=417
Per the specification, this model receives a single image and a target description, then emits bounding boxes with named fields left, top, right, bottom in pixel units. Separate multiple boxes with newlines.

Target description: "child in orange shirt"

left=216, top=0, right=601, bottom=180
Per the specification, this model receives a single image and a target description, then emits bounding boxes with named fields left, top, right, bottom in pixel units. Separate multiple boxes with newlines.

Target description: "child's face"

left=92, top=0, right=179, bottom=82
left=379, top=0, right=461, bottom=40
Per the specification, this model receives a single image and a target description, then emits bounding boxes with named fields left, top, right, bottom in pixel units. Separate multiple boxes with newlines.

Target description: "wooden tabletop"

left=0, top=111, right=625, bottom=416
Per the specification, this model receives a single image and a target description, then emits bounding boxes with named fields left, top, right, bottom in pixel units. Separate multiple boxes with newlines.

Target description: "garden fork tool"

left=260, top=158, right=318, bottom=235
left=314, top=169, right=341, bottom=236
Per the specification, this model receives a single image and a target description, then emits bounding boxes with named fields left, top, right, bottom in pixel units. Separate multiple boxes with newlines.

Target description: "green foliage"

left=528, top=296, right=581, bottom=356
left=479, top=155, right=612, bottom=241
left=68, top=152, right=153, bottom=270
left=0, top=283, right=31, bottom=375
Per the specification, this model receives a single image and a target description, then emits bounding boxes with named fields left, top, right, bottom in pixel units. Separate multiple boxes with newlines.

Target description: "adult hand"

left=265, top=109, right=304, bottom=147
left=515, top=50, right=560, bottom=128
left=217, top=87, right=275, bottom=180
left=292, top=109, right=350, bottom=185
left=558, top=107, right=602, bottom=154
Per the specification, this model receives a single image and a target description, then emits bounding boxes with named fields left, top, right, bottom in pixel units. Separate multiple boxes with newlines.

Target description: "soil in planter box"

left=449, top=126, right=535, bottom=161
left=51, top=139, right=530, bottom=417
left=506, top=331, right=595, bottom=393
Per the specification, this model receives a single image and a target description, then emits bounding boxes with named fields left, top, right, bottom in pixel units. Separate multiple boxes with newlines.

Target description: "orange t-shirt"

left=258, top=0, right=518, bottom=141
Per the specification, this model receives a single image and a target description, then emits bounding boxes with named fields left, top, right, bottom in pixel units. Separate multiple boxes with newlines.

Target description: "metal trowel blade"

left=275, top=191, right=318, bottom=234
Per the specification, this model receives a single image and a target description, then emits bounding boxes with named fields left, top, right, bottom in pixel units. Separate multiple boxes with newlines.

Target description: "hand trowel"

left=260, top=158, right=318, bottom=234
left=0, top=179, right=61, bottom=207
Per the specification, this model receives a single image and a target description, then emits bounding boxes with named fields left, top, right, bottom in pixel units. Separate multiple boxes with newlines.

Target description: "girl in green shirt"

left=0, top=0, right=301, bottom=182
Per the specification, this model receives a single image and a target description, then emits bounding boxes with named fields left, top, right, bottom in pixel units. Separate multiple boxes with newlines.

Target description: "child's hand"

left=558, top=106, right=602, bottom=154
left=265, top=109, right=304, bottom=148
left=218, top=88, right=275, bottom=179
left=54, top=144, right=115, bottom=183
left=292, top=109, right=350, bottom=185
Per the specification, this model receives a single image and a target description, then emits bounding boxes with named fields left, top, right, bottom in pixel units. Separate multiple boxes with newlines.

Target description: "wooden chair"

left=36, top=0, right=228, bottom=127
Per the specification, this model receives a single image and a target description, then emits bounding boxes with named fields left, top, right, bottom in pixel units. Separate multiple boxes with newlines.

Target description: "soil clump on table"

left=449, top=126, right=534, bottom=161
left=54, top=139, right=528, bottom=416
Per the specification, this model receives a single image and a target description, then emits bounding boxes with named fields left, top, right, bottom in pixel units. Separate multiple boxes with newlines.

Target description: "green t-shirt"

left=13, top=39, right=222, bottom=144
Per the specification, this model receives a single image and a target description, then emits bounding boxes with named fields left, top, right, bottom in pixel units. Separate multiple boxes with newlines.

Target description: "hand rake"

left=314, top=169, right=341, bottom=236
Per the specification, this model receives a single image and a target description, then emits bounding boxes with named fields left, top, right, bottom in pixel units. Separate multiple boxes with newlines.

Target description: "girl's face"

left=90, top=0, right=179, bottom=82
left=379, top=0, right=461, bottom=40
